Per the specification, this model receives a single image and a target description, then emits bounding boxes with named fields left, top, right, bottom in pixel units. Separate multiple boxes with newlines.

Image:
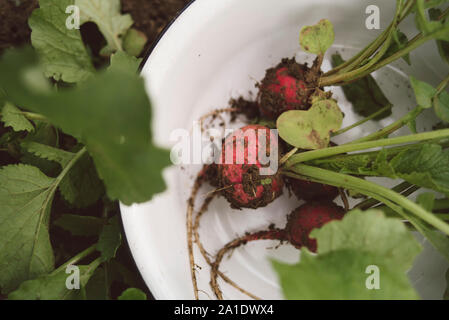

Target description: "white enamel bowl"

left=121, top=0, right=449, bottom=299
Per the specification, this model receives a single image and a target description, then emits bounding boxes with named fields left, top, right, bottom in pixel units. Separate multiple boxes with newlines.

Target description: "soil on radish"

left=229, top=97, right=260, bottom=122
left=256, top=57, right=323, bottom=119
left=218, top=125, right=283, bottom=209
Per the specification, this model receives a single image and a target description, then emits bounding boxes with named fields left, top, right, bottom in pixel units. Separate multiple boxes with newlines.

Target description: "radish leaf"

left=331, top=53, right=393, bottom=120
left=29, top=0, right=95, bottom=83
left=118, top=288, right=147, bottom=300
left=410, top=76, right=437, bottom=109
left=59, top=152, right=104, bottom=208
left=8, top=262, right=98, bottom=300
left=299, top=19, right=334, bottom=55
left=123, top=28, right=148, bottom=57
left=434, top=91, right=449, bottom=123
left=0, top=48, right=171, bottom=205
left=0, top=165, right=56, bottom=293
left=1, top=102, right=34, bottom=132
left=21, top=141, right=74, bottom=167
left=430, top=8, right=449, bottom=66
left=272, top=210, right=421, bottom=299
left=76, top=0, right=133, bottom=56
left=96, top=216, right=122, bottom=262
left=277, top=99, right=343, bottom=149
left=312, top=143, right=449, bottom=197
left=54, top=214, right=104, bottom=237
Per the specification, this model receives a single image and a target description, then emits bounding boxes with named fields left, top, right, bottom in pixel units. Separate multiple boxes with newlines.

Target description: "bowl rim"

left=137, top=0, right=196, bottom=74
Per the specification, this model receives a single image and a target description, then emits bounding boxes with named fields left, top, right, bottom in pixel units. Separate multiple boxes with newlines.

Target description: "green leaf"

left=1, top=102, right=34, bottom=132
left=272, top=210, right=421, bottom=299
left=382, top=144, right=449, bottom=195
left=408, top=200, right=449, bottom=263
left=22, top=122, right=57, bottom=147
left=29, top=0, right=95, bottom=83
left=429, top=8, right=449, bottom=65
left=20, top=123, right=61, bottom=176
left=0, top=165, right=56, bottom=293
left=410, top=76, right=437, bottom=109
left=414, top=0, right=449, bottom=9
left=331, top=53, right=393, bottom=120
left=96, top=216, right=122, bottom=262
left=318, top=144, right=449, bottom=196
left=385, top=30, right=411, bottom=65
left=0, top=48, right=171, bottom=205
left=277, top=99, right=343, bottom=149
left=312, top=210, right=422, bottom=269
left=8, top=261, right=99, bottom=300
left=382, top=193, right=449, bottom=264
left=416, top=192, right=435, bottom=211
left=59, top=152, right=104, bottom=208
left=118, top=288, right=147, bottom=300
left=108, top=51, right=141, bottom=74
left=123, top=28, right=147, bottom=57
left=434, top=91, right=449, bottom=123
left=76, top=0, right=133, bottom=55
left=273, top=249, right=419, bottom=300
left=108, top=260, right=141, bottom=289
left=415, top=0, right=444, bottom=35
left=299, top=19, right=334, bottom=55
left=21, top=141, right=74, bottom=167
left=84, top=267, right=108, bottom=300
left=54, top=214, right=104, bottom=237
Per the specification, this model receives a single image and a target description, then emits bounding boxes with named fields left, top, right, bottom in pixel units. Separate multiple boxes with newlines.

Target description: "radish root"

left=186, top=173, right=205, bottom=300
left=210, top=229, right=287, bottom=299
left=193, top=194, right=261, bottom=300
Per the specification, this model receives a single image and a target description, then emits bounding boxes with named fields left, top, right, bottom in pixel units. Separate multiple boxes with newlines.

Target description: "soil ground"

left=0, top=0, right=190, bottom=54
left=0, top=0, right=191, bottom=300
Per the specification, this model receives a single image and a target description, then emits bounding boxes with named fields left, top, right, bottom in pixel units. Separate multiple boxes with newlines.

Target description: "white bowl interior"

left=121, top=0, right=449, bottom=299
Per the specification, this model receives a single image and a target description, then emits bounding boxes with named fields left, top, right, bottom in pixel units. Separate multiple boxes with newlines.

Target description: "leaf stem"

left=324, top=0, right=414, bottom=77
left=280, top=147, right=298, bottom=165
left=355, top=181, right=414, bottom=210
left=436, top=73, right=449, bottom=95
left=0, top=111, right=49, bottom=122
left=54, top=147, right=87, bottom=185
left=350, top=106, right=424, bottom=144
left=285, top=164, right=449, bottom=235
left=331, top=104, right=393, bottom=137
left=52, top=244, right=97, bottom=275
left=286, top=129, right=449, bottom=166
left=320, top=26, right=449, bottom=86
left=21, top=112, right=48, bottom=122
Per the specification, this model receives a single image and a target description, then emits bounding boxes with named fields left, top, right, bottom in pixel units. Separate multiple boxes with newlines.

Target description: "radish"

left=210, top=201, right=345, bottom=299
left=287, top=178, right=339, bottom=202
left=218, top=124, right=283, bottom=209
left=257, top=58, right=318, bottom=119
left=285, top=201, right=345, bottom=252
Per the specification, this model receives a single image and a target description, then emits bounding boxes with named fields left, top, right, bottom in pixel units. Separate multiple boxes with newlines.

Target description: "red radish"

left=218, top=124, right=283, bottom=209
left=286, top=202, right=345, bottom=252
left=210, top=201, right=345, bottom=298
left=257, top=58, right=313, bottom=119
left=288, top=178, right=339, bottom=202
